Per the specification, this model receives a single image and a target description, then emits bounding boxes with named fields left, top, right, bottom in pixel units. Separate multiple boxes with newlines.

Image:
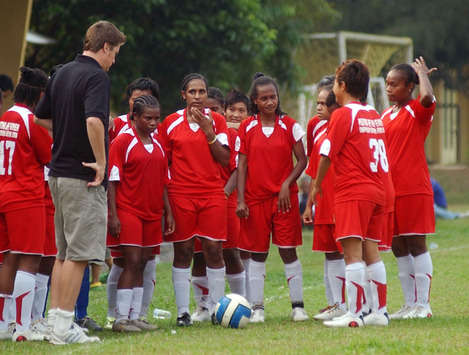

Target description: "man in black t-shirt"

left=35, top=20, right=125, bottom=345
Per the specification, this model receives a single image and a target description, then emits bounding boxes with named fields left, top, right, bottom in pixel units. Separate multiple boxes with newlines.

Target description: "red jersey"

left=320, top=103, right=387, bottom=205
left=159, top=108, right=228, bottom=198
left=109, top=127, right=168, bottom=220
left=109, top=113, right=130, bottom=142
left=238, top=115, right=305, bottom=203
left=381, top=97, right=436, bottom=197
left=305, top=119, right=334, bottom=224
left=219, top=127, right=240, bottom=208
left=306, top=115, right=327, bottom=157
left=0, top=104, right=52, bottom=211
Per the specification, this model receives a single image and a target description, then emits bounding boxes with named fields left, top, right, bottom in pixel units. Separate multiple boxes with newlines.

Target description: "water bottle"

left=153, top=308, right=172, bottom=319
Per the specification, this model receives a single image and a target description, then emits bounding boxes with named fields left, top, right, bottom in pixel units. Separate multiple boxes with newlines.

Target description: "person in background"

left=431, top=177, right=469, bottom=219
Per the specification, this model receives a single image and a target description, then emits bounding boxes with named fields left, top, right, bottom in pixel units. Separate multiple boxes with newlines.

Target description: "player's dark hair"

left=13, top=66, right=48, bottom=108
left=208, top=87, right=225, bottom=106
left=317, top=75, right=334, bottom=90
left=225, top=89, right=250, bottom=112
left=248, top=72, right=283, bottom=115
left=130, top=95, right=160, bottom=120
left=0, top=74, right=14, bottom=92
left=126, top=77, right=160, bottom=101
left=181, top=73, right=208, bottom=92
left=390, top=63, right=419, bottom=86
left=335, top=59, right=369, bottom=100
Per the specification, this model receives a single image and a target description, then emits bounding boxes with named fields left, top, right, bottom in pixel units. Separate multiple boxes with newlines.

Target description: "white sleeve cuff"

left=109, top=165, right=120, bottom=181
left=217, top=132, right=229, bottom=146
left=292, top=122, right=305, bottom=142
left=319, top=138, right=331, bottom=156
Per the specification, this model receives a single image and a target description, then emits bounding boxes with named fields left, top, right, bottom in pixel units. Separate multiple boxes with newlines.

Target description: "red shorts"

left=394, top=194, right=435, bottom=237
left=44, top=208, right=57, bottom=257
left=312, top=224, right=342, bottom=253
left=166, top=196, right=227, bottom=243
left=0, top=206, right=46, bottom=255
left=379, top=212, right=394, bottom=251
left=239, top=194, right=302, bottom=253
left=107, top=209, right=162, bottom=248
left=334, top=200, right=384, bottom=242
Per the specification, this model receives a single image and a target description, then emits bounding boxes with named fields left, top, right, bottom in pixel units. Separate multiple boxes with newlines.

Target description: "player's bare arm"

left=83, top=116, right=106, bottom=186
left=311, top=155, right=331, bottom=203
left=236, top=153, right=249, bottom=218
left=107, top=181, right=120, bottom=237
left=224, top=169, right=237, bottom=198
left=163, top=187, right=175, bottom=235
left=302, top=178, right=315, bottom=224
left=411, top=56, right=437, bottom=107
left=191, top=108, right=230, bottom=166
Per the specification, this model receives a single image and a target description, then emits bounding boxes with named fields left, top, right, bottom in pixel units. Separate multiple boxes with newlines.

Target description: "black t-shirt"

left=35, top=55, right=110, bottom=186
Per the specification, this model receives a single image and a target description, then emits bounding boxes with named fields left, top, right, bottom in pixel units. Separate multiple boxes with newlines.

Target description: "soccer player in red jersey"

left=107, top=95, right=174, bottom=332
left=109, top=77, right=160, bottom=142
left=382, top=57, right=437, bottom=319
left=206, top=87, right=225, bottom=116
left=237, top=73, right=308, bottom=323
left=0, top=67, right=52, bottom=341
left=312, top=60, right=390, bottom=327
left=303, top=82, right=347, bottom=321
left=191, top=89, right=249, bottom=322
left=159, top=73, right=230, bottom=326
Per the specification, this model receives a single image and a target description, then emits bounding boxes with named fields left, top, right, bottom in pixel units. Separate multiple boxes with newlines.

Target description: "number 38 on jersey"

left=369, top=138, right=389, bottom=173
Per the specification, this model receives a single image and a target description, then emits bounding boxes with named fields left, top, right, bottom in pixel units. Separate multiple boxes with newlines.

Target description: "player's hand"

left=311, top=184, right=322, bottom=204
left=108, top=215, right=121, bottom=237
left=82, top=161, right=105, bottom=187
left=278, top=182, right=291, bottom=213
left=191, top=107, right=214, bottom=135
left=302, top=204, right=314, bottom=225
left=236, top=201, right=249, bottom=218
left=164, top=212, right=175, bottom=235
left=411, top=56, right=438, bottom=76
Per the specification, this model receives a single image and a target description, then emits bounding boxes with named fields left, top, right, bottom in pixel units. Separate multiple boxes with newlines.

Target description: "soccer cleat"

left=191, top=306, right=211, bottom=322
left=403, top=304, right=432, bottom=319
left=130, top=318, right=158, bottom=331
left=323, top=312, right=364, bottom=328
left=49, top=323, right=100, bottom=345
left=250, top=308, right=265, bottom=323
left=317, top=304, right=334, bottom=314
left=363, top=312, right=389, bottom=326
left=176, top=312, right=193, bottom=327
left=313, top=303, right=346, bottom=321
left=12, top=328, right=46, bottom=342
left=291, top=307, right=309, bottom=322
left=104, top=316, right=115, bottom=330
left=112, top=319, right=141, bottom=332
left=30, top=318, right=52, bottom=339
left=75, top=316, right=103, bottom=331
left=389, top=305, right=413, bottom=320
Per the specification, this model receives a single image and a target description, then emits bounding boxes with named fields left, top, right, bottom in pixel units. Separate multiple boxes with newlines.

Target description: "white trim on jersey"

left=152, top=137, right=165, bottom=157
left=404, top=105, right=415, bottom=118
left=292, top=122, right=305, bottom=142
left=8, top=105, right=32, bottom=139
left=216, top=132, right=228, bottom=146
left=245, top=119, right=258, bottom=133
left=125, top=137, right=138, bottom=163
left=278, top=119, right=287, bottom=130
left=234, top=136, right=241, bottom=152
left=345, top=103, right=376, bottom=132
left=167, top=117, right=184, bottom=135
left=313, top=128, right=327, bottom=144
left=118, top=114, right=128, bottom=122
left=319, top=138, right=331, bottom=157
left=380, top=107, right=393, bottom=120
left=312, top=120, right=328, bottom=138
left=109, top=165, right=120, bottom=181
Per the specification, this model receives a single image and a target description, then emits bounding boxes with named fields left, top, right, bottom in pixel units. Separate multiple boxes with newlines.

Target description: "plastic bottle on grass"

left=153, top=308, right=171, bottom=319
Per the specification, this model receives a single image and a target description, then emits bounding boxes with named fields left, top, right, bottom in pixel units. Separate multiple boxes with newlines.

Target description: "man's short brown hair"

left=83, top=20, right=126, bottom=52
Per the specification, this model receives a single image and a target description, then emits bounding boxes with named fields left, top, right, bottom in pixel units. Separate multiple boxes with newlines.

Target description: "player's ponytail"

left=13, top=66, right=48, bottom=109
left=248, top=72, right=283, bottom=116
left=131, top=95, right=160, bottom=120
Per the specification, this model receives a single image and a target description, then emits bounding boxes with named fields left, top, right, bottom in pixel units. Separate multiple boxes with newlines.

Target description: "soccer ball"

left=214, top=293, right=252, bottom=328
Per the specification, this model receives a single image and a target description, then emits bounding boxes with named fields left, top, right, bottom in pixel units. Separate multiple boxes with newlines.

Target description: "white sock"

left=191, top=275, right=209, bottom=310
left=140, top=258, right=156, bottom=319
left=172, top=267, right=191, bottom=316
left=249, top=260, right=266, bottom=307
left=0, top=294, right=10, bottom=331
left=241, top=258, right=251, bottom=303
left=116, top=288, right=132, bottom=322
left=54, top=308, right=74, bottom=336
left=284, top=259, right=304, bottom=305
left=207, top=267, right=226, bottom=314
left=47, top=308, right=57, bottom=328
left=362, top=269, right=371, bottom=314
left=4, top=295, right=14, bottom=325
left=345, top=262, right=366, bottom=316
left=323, top=259, right=334, bottom=306
left=414, top=252, right=433, bottom=306
left=129, top=287, right=143, bottom=320
left=327, top=258, right=346, bottom=309
left=367, top=261, right=387, bottom=314
left=106, top=264, right=123, bottom=318
left=226, top=271, right=246, bottom=297
left=396, top=255, right=416, bottom=306
left=12, top=271, right=36, bottom=332
left=32, top=273, right=49, bottom=322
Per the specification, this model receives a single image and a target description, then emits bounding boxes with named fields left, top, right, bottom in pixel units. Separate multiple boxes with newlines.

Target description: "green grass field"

left=3, top=213, right=469, bottom=354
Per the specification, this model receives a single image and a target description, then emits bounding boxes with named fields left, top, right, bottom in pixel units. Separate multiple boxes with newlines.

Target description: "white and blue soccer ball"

left=215, top=293, right=252, bottom=328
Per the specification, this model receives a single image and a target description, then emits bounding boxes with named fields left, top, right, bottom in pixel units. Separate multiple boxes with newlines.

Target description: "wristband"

left=208, top=136, right=217, bottom=145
